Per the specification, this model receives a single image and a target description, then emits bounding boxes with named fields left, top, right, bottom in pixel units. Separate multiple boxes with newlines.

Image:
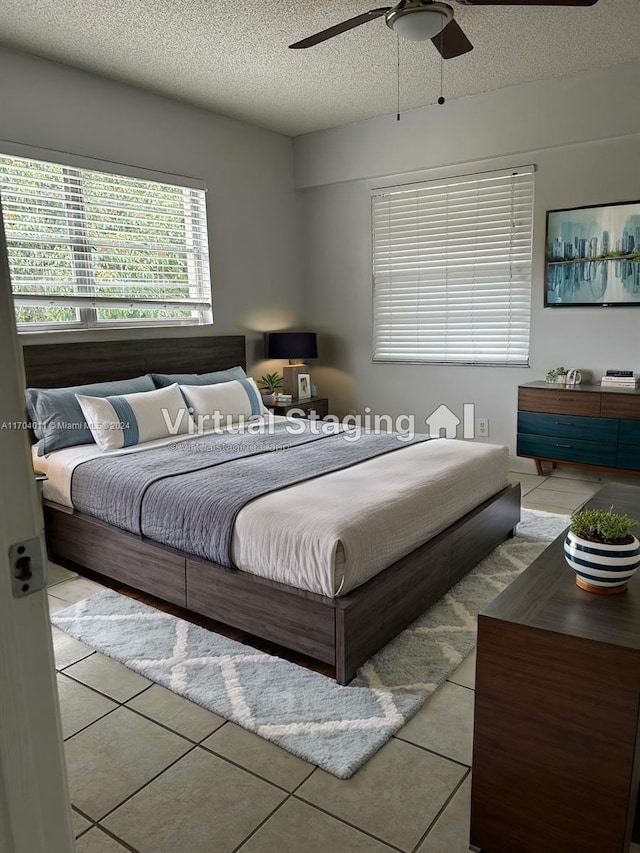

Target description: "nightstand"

left=269, top=396, right=329, bottom=419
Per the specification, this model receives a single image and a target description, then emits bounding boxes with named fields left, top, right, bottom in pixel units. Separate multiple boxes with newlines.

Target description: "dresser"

left=517, top=381, right=640, bottom=475
left=470, top=483, right=640, bottom=853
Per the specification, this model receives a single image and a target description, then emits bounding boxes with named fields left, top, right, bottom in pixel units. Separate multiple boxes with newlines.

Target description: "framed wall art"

left=545, top=200, right=640, bottom=307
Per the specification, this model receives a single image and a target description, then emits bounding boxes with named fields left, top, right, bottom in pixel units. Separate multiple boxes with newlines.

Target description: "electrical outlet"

left=477, top=418, right=489, bottom=437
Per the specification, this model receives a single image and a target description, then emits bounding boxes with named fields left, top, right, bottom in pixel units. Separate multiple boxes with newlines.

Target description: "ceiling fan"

left=289, top=0, right=599, bottom=59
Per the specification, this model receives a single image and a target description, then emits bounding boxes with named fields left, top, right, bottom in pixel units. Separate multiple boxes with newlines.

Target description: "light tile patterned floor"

left=47, top=464, right=637, bottom=852
left=514, top=461, right=640, bottom=513
left=513, top=466, right=602, bottom=515
left=51, top=571, right=474, bottom=853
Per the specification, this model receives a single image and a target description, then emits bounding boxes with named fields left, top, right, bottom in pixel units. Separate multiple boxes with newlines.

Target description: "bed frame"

left=25, top=334, right=521, bottom=685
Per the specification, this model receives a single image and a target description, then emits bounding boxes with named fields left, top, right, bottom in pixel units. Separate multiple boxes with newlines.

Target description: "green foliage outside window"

left=0, top=155, right=209, bottom=327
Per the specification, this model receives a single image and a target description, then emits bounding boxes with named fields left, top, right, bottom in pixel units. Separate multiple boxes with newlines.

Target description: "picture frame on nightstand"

left=297, top=373, right=311, bottom=400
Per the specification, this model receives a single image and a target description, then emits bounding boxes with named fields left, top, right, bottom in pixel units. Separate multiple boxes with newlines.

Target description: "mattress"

left=35, top=422, right=509, bottom=597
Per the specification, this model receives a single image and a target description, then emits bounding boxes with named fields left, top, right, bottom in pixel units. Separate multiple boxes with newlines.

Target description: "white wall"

left=294, top=60, right=640, bottom=452
left=0, top=47, right=303, bottom=368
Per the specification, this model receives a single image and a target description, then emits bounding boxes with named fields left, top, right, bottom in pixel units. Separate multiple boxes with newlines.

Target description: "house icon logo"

left=425, top=404, right=477, bottom=439
left=425, top=405, right=460, bottom=438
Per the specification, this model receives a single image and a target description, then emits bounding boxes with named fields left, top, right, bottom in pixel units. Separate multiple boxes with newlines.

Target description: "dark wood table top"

left=521, top=380, right=640, bottom=397
left=482, top=483, right=640, bottom=652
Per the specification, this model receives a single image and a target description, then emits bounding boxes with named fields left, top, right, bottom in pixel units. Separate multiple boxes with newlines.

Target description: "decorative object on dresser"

left=517, top=381, right=640, bottom=476
left=601, top=373, right=640, bottom=389
left=268, top=396, right=328, bottom=419
left=266, top=331, right=318, bottom=398
left=471, top=483, right=640, bottom=853
left=545, top=366, right=567, bottom=384
left=564, top=507, right=640, bottom=594
left=545, top=199, right=640, bottom=308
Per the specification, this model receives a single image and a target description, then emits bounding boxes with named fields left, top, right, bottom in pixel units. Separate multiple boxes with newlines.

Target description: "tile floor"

left=46, top=464, right=640, bottom=853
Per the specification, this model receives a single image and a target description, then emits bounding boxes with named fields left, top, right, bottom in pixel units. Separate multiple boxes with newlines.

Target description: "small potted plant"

left=257, top=371, right=282, bottom=404
left=546, top=367, right=568, bottom=385
left=564, top=507, right=640, bottom=594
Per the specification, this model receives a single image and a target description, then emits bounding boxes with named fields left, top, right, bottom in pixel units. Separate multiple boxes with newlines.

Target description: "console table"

left=517, top=381, right=640, bottom=475
left=470, top=483, right=640, bottom=853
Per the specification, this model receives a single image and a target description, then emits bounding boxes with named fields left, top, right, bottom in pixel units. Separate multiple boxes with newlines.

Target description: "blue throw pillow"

left=151, top=366, right=247, bottom=388
left=26, top=374, right=156, bottom=455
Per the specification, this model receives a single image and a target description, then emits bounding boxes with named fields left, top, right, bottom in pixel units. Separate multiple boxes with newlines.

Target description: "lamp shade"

left=267, top=332, right=318, bottom=360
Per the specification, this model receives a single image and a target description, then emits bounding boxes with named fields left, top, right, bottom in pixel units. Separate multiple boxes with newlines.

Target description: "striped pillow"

left=26, top=374, right=156, bottom=455
left=181, top=378, right=267, bottom=429
left=75, top=384, right=193, bottom=451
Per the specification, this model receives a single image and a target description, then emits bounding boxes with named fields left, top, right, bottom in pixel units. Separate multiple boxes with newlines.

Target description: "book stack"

left=601, top=370, right=640, bottom=389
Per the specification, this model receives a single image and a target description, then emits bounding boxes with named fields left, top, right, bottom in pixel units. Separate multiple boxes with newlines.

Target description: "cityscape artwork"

left=545, top=200, right=640, bottom=306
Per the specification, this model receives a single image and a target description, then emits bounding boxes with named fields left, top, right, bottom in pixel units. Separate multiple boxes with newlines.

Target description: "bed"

left=25, top=334, right=521, bottom=684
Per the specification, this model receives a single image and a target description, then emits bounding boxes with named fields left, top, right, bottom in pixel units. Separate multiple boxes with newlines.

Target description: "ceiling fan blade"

left=289, top=8, right=391, bottom=49
left=460, top=0, right=597, bottom=6
left=432, top=19, right=473, bottom=59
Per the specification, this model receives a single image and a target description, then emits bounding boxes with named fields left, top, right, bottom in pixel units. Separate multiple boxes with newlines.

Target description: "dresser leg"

left=534, top=458, right=544, bottom=476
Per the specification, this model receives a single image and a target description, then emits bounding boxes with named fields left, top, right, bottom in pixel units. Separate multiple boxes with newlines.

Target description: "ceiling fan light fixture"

left=385, top=3, right=453, bottom=42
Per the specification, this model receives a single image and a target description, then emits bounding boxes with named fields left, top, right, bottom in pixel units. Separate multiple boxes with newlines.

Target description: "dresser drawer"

left=616, top=445, right=640, bottom=471
left=517, top=434, right=617, bottom=467
left=620, top=420, right=640, bottom=447
left=518, top=388, right=601, bottom=417
left=601, top=394, right=640, bottom=420
left=517, top=412, right=618, bottom=443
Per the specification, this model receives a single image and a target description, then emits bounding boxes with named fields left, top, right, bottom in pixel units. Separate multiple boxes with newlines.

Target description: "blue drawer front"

left=517, top=434, right=617, bottom=467
left=517, top=412, right=618, bottom=443
left=617, top=445, right=640, bottom=471
left=620, top=420, right=640, bottom=447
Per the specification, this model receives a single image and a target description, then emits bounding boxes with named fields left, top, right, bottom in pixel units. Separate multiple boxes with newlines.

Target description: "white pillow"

left=181, top=378, right=267, bottom=429
left=75, top=383, right=193, bottom=451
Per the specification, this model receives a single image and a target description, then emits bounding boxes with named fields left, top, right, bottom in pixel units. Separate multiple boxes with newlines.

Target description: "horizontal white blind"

left=0, top=153, right=212, bottom=329
left=372, top=167, right=534, bottom=365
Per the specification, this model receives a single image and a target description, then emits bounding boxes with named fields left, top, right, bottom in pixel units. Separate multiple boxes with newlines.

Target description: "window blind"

left=0, top=153, right=212, bottom=329
left=372, top=166, right=534, bottom=366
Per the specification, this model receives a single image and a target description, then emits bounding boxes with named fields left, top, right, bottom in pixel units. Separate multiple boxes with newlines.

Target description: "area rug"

left=51, top=509, right=569, bottom=778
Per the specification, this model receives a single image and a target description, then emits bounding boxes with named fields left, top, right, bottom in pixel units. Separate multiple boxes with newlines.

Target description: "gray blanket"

left=71, top=422, right=429, bottom=567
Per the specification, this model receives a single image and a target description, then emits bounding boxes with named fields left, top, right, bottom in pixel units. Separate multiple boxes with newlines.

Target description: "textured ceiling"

left=1, top=0, right=639, bottom=136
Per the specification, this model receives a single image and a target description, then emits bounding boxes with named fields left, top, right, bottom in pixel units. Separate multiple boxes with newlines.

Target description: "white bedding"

left=35, top=425, right=509, bottom=597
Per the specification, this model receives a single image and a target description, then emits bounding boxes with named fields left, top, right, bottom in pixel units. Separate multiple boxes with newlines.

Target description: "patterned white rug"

left=51, top=509, right=569, bottom=778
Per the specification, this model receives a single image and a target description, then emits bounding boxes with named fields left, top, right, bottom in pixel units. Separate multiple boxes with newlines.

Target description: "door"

left=0, top=200, right=74, bottom=851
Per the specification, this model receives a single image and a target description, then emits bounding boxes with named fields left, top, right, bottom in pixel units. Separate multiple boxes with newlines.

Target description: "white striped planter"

left=564, top=531, right=640, bottom=594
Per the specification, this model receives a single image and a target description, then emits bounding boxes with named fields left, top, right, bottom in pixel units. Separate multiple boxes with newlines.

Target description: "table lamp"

left=266, top=331, right=318, bottom=398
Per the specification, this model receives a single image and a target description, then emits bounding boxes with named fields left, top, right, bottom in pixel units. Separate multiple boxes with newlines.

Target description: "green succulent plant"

left=257, top=372, right=282, bottom=393
left=546, top=366, right=568, bottom=382
left=570, top=507, right=638, bottom=544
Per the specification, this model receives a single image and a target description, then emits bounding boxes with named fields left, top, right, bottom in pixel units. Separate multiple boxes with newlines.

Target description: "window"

left=0, top=153, right=211, bottom=330
left=372, top=166, right=534, bottom=366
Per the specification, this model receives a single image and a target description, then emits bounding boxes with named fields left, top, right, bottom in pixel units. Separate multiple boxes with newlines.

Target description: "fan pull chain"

left=438, top=39, right=445, bottom=105
left=396, top=35, right=401, bottom=121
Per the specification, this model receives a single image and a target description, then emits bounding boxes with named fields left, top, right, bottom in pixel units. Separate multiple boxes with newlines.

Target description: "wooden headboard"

left=23, top=335, right=246, bottom=388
